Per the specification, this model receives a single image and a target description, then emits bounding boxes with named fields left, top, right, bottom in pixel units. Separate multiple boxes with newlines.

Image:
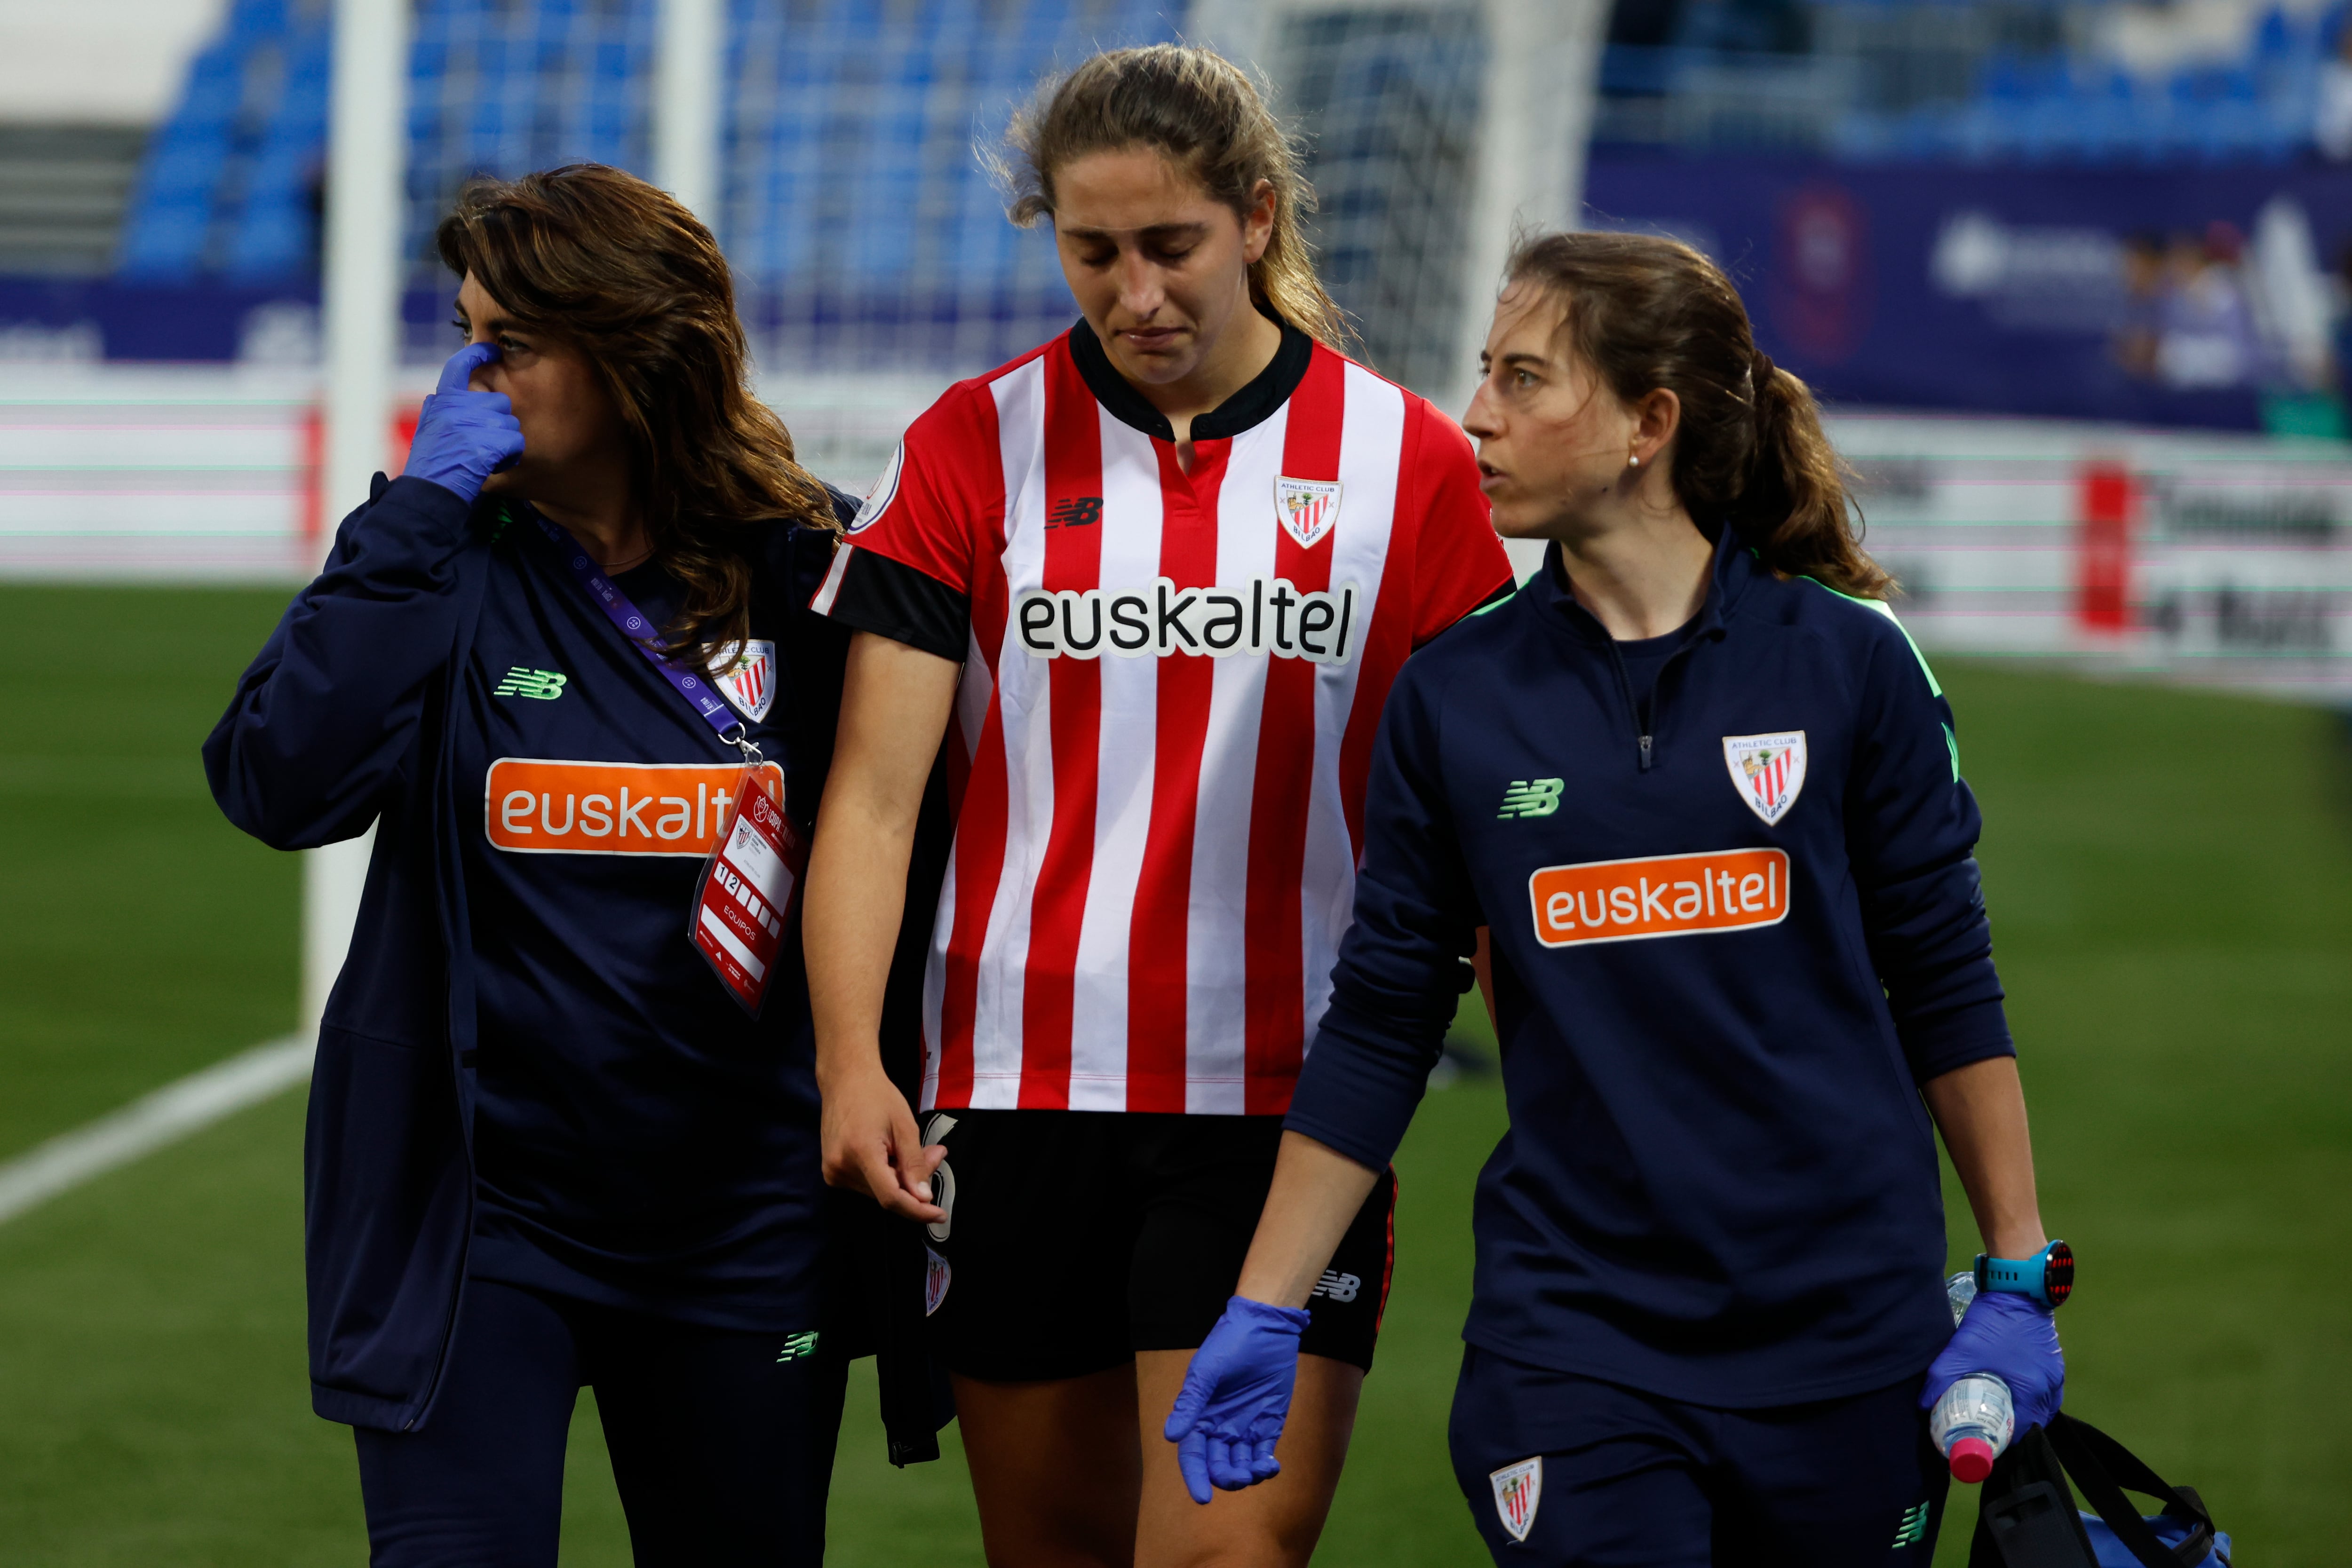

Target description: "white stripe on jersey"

left=1067, top=408, right=1165, bottom=1109
left=1299, top=366, right=1406, bottom=1049
left=1184, top=400, right=1289, bottom=1113
left=965, top=356, right=1049, bottom=1107
left=810, top=543, right=851, bottom=616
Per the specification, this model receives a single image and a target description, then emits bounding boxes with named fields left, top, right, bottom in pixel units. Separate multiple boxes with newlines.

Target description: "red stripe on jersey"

left=1125, top=436, right=1226, bottom=1111
left=1017, top=346, right=1106, bottom=1109
left=930, top=390, right=1010, bottom=1109
left=1243, top=348, right=1346, bottom=1111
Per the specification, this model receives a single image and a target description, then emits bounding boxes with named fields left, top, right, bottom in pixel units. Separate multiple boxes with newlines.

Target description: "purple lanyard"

left=528, top=512, right=759, bottom=760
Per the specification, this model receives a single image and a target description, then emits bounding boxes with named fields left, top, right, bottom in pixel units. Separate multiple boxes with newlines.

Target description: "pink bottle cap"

left=1948, top=1437, right=1995, bottom=1484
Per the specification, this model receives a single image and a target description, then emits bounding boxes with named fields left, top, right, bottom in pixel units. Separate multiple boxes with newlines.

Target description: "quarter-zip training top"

left=1284, top=529, right=2013, bottom=1408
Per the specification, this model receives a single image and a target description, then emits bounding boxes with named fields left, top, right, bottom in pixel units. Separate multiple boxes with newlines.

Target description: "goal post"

left=304, top=0, right=409, bottom=1036
left=1459, top=0, right=1608, bottom=403
left=653, top=0, right=724, bottom=224
left=1190, top=0, right=1607, bottom=413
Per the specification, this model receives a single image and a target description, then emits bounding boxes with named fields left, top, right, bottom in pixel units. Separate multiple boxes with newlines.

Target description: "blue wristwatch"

left=1974, top=1239, right=2074, bottom=1309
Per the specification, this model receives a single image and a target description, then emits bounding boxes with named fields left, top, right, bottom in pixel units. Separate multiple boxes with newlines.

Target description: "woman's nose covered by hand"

left=403, top=341, right=526, bottom=504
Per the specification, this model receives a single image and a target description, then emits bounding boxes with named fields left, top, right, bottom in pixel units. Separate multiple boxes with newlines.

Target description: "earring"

left=1628, top=453, right=1640, bottom=468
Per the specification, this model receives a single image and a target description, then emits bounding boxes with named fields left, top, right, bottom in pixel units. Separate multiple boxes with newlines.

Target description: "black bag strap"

left=2042, top=1413, right=2217, bottom=1568
left=1971, top=1425, right=2101, bottom=1568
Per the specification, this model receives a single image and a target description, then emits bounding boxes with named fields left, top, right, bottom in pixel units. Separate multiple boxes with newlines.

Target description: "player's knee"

left=1143, top=1518, right=1319, bottom=1568
left=978, top=1499, right=1136, bottom=1568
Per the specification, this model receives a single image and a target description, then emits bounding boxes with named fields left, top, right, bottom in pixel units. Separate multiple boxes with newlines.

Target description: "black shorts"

left=919, top=1109, right=1395, bottom=1383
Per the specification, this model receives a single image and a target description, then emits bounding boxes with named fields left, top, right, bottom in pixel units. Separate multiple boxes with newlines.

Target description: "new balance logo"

left=1048, top=495, right=1103, bottom=529
left=776, top=1331, right=820, bottom=1363
left=1891, top=1502, right=1931, bottom=1548
left=494, top=666, right=567, bottom=700
left=1311, top=1269, right=1361, bottom=1304
left=1497, top=778, right=1563, bottom=819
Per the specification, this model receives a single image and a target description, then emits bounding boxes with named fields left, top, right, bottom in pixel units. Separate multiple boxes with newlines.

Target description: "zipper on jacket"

left=1600, top=639, right=1653, bottom=773
left=1608, top=631, right=1708, bottom=774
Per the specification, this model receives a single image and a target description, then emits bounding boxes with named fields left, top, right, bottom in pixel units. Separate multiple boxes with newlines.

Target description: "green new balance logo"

left=1497, top=778, right=1564, bottom=819
left=493, top=666, right=567, bottom=700
left=1891, top=1502, right=1931, bottom=1549
left=776, top=1331, right=820, bottom=1363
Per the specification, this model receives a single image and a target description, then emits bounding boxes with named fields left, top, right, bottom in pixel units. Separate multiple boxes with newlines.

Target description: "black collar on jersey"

left=1067, top=308, right=1316, bottom=443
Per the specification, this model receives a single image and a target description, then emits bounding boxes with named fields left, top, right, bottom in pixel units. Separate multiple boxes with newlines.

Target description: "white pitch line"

left=0, top=1034, right=314, bottom=1227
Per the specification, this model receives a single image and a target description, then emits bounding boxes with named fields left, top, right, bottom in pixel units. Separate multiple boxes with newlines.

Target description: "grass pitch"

left=0, top=584, right=2345, bottom=1565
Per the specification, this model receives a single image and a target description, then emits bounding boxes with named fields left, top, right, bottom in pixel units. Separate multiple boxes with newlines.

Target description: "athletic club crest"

left=1490, top=1457, right=1542, bottom=1543
left=710, top=639, right=778, bottom=723
left=1723, top=730, right=1808, bottom=826
left=1275, top=476, right=1341, bottom=549
left=924, top=1247, right=952, bottom=1316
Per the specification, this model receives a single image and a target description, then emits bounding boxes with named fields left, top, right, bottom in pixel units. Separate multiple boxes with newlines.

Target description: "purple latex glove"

left=1162, top=1296, right=1311, bottom=1505
left=402, top=342, right=524, bottom=503
left=1922, top=1290, right=2065, bottom=1434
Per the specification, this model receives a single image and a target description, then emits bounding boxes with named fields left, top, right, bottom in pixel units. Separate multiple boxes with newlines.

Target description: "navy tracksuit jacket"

left=1285, top=531, right=2015, bottom=1407
left=203, top=474, right=944, bottom=1440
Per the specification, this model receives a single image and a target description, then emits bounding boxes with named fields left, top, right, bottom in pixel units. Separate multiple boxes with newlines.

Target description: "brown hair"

left=999, top=43, right=1351, bottom=352
left=435, top=163, right=835, bottom=657
left=1506, top=230, right=1893, bottom=600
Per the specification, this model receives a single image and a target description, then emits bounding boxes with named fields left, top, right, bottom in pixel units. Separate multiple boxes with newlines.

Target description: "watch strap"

left=1974, top=1239, right=2074, bottom=1308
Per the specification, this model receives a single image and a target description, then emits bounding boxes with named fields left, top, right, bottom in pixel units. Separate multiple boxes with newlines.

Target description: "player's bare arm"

left=806, top=629, right=959, bottom=1223
left=1923, top=1055, right=2049, bottom=1262
left=1232, top=1132, right=1384, bottom=1309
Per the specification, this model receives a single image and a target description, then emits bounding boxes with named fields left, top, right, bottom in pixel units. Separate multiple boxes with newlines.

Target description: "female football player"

left=803, top=43, right=1514, bottom=1568
left=1168, top=232, right=2070, bottom=1567
left=206, top=165, right=877, bottom=1565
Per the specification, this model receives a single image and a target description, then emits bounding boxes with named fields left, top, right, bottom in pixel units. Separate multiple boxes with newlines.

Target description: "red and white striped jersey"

left=813, top=319, right=1512, bottom=1115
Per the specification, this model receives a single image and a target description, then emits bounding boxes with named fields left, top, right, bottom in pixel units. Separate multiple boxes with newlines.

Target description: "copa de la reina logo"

left=1013, top=577, right=1361, bottom=665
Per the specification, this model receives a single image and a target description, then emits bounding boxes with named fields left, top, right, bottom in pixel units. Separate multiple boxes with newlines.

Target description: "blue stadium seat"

left=223, top=20, right=331, bottom=281
left=96, top=0, right=1137, bottom=356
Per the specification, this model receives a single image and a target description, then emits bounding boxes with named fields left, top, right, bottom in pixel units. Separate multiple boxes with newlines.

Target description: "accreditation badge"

left=690, top=768, right=807, bottom=1016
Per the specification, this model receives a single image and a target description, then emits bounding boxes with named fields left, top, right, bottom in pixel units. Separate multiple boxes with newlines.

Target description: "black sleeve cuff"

left=824, top=548, right=970, bottom=665
left=1283, top=998, right=1449, bottom=1173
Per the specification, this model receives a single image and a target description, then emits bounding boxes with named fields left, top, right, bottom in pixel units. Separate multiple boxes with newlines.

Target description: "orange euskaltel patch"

left=485, top=759, right=782, bottom=856
left=1528, top=848, right=1790, bottom=948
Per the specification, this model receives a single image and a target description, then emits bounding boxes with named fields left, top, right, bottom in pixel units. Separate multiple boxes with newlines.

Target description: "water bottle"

left=1931, top=1271, right=2014, bottom=1484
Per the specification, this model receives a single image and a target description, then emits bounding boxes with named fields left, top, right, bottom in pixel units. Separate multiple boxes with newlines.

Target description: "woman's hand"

left=1157, top=1134, right=1381, bottom=1504
left=1163, top=1297, right=1311, bottom=1503
left=1920, top=1057, right=2063, bottom=1427
left=404, top=342, right=524, bottom=503
left=1922, top=1290, right=2065, bottom=1434
left=818, top=1060, right=945, bottom=1223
